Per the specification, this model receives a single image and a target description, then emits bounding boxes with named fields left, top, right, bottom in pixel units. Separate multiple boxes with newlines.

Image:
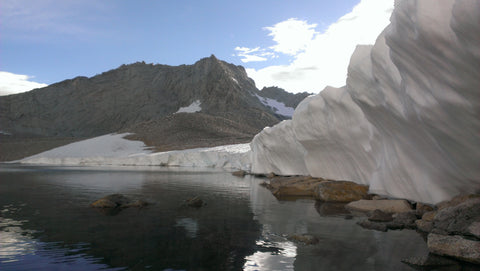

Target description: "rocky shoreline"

left=233, top=172, right=480, bottom=268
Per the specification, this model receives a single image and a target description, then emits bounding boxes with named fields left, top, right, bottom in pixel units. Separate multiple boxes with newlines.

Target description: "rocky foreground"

left=242, top=173, right=480, bottom=267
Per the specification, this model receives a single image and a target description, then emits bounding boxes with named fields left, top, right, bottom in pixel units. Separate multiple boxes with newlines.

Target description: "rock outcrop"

left=249, top=0, right=480, bottom=204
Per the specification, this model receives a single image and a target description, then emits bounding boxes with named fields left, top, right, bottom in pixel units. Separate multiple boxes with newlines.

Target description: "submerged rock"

left=357, top=220, right=388, bottom=232
left=287, top=234, right=319, bottom=245
left=184, top=196, right=205, bottom=208
left=90, top=194, right=149, bottom=209
left=314, top=180, right=369, bottom=202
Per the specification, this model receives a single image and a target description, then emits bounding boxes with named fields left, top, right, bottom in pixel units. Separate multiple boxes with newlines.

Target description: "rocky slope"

left=0, top=55, right=306, bottom=158
left=249, top=0, right=480, bottom=204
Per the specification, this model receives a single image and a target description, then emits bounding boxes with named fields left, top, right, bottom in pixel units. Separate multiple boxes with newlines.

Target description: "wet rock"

left=357, top=220, right=388, bottom=232
left=126, top=200, right=149, bottom=208
left=401, top=254, right=459, bottom=270
left=427, top=233, right=480, bottom=264
left=90, top=194, right=133, bottom=208
left=432, top=197, right=480, bottom=237
left=287, top=234, right=319, bottom=245
left=184, top=196, right=205, bottom=208
left=346, top=199, right=412, bottom=213
left=314, top=181, right=369, bottom=202
left=368, top=209, right=393, bottom=222
left=265, top=176, right=327, bottom=198
left=232, top=170, right=246, bottom=177
left=388, top=212, right=418, bottom=230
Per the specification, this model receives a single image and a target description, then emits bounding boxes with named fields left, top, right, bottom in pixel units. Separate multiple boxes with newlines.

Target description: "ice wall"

left=249, top=0, right=480, bottom=204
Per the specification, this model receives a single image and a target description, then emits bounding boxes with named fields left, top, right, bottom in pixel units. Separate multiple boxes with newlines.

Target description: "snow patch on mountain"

left=176, top=100, right=202, bottom=114
left=255, top=94, right=295, bottom=117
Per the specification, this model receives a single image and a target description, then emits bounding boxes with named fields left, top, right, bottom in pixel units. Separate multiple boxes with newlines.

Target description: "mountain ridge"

left=0, top=55, right=306, bottom=160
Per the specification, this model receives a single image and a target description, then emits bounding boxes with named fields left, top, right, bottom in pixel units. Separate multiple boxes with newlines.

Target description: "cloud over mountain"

left=235, top=0, right=394, bottom=93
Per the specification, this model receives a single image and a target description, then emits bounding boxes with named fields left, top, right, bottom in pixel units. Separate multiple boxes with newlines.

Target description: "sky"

left=0, top=0, right=394, bottom=95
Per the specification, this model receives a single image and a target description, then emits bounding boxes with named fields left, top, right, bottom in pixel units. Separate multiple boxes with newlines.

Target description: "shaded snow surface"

left=19, top=133, right=250, bottom=170
left=175, top=100, right=202, bottom=113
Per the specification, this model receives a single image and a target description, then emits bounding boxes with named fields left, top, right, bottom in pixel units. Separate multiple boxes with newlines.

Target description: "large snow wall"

left=249, top=0, right=480, bottom=204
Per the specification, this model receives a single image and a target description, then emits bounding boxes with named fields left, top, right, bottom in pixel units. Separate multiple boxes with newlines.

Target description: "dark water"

left=0, top=165, right=428, bottom=270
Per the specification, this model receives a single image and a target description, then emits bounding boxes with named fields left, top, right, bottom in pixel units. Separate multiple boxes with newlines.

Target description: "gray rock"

left=427, top=233, right=480, bottom=264
left=387, top=212, right=417, bottom=230
left=432, top=198, right=480, bottom=237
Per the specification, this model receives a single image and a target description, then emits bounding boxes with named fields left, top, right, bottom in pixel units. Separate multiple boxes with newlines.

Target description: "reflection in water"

left=0, top=165, right=431, bottom=270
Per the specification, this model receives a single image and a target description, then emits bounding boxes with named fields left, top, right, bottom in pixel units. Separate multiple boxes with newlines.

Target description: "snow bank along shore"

left=15, top=0, right=480, bottom=205
left=18, top=133, right=251, bottom=170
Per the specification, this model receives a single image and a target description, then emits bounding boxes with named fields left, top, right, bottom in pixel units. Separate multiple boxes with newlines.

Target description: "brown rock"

left=368, top=209, right=393, bottom=222
left=415, top=202, right=434, bottom=218
left=232, top=170, right=246, bottom=177
left=416, top=219, right=434, bottom=232
left=90, top=194, right=132, bottom=208
left=346, top=199, right=412, bottom=213
left=422, top=211, right=437, bottom=222
left=427, top=233, right=480, bottom=264
left=314, top=181, right=369, bottom=202
left=90, top=198, right=117, bottom=208
left=267, top=176, right=326, bottom=197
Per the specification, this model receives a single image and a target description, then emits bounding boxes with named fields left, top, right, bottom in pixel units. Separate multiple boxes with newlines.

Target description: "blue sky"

left=0, top=0, right=393, bottom=95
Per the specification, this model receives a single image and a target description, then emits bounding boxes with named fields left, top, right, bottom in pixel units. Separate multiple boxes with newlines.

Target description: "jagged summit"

left=0, top=56, right=306, bottom=158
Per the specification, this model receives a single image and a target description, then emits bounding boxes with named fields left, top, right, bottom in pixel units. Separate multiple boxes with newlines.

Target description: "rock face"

left=248, top=0, right=480, bottom=204
left=0, top=56, right=306, bottom=157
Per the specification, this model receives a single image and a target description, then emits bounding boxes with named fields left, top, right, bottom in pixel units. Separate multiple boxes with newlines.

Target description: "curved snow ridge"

left=249, top=0, right=480, bottom=204
left=19, top=133, right=251, bottom=170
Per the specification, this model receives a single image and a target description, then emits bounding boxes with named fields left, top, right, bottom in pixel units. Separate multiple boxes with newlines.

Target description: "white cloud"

left=264, top=18, right=318, bottom=56
left=234, top=46, right=276, bottom=63
left=0, top=71, right=48, bottom=96
left=240, top=0, right=394, bottom=93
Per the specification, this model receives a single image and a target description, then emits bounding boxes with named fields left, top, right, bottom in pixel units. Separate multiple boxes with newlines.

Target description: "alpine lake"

left=0, top=164, right=429, bottom=270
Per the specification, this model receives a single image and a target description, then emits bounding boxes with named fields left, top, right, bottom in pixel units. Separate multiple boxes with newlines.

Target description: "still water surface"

left=0, top=165, right=428, bottom=270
